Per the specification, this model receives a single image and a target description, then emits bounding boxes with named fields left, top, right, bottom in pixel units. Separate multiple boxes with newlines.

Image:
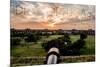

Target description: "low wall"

left=11, top=55, right=95, bottom=67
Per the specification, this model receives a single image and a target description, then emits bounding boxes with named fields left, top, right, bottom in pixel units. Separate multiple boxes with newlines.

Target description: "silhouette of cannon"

left=44, top=47, right=61, bottom=64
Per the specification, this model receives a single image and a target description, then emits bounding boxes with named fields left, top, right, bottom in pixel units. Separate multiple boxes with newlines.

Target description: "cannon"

left=44, top=47, right=61, bottom=64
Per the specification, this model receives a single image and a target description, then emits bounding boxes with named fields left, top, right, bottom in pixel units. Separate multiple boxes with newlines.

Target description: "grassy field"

left=11, top=35, right=95, bottom=57
left=11, top=35, right=63, bottom=57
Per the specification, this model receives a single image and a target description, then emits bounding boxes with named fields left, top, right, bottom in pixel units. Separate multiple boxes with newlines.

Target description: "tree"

left=80, top=32, right=87, bottom=39
left=42, top=34, right=72, bottom=56
left=42, top=39, right=59, bottom=52
left=11, top=38, right=21, bottom=48
left=66, top=33, right=87, bottom=55
left=25, top=33, right=40, bottom=42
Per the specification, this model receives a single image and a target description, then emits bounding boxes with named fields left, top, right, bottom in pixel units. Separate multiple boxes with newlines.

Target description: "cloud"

left=10, top=1, right=95, bottom=30
left=11, top=1, right=95, bottom=23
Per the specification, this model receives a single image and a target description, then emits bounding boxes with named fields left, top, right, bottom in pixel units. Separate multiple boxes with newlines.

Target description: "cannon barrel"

left=45, top=47, right=60, bottom=64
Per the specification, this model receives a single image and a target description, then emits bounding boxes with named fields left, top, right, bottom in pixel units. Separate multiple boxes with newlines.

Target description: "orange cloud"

left=11, top=1, right=95, bottom=30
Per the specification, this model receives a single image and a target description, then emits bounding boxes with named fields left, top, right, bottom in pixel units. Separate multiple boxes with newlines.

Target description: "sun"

left=48, top=23, right=55, bottom=28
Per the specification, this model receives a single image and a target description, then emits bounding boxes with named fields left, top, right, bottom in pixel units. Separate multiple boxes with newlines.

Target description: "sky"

left=10, top=0, right=95, bottom=30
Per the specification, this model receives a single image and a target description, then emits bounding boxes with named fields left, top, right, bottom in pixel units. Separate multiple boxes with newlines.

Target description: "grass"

left=70, top=35, right=80, bottom=43
left=11, top=47, right=46, bottom=56
left=11, top=35, right=95, bottom=57
left=11, top=35, right=63, bottom=57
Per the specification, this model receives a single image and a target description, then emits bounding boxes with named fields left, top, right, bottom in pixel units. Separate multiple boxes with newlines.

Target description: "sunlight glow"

left=48, top=23, right=55, bottom=28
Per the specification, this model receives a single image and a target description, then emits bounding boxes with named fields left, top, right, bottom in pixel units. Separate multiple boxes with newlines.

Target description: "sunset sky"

left=10, top=0, right=95, bottom=30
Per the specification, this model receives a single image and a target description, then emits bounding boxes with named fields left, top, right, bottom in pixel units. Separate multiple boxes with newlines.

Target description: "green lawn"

left=11, top=35, right=95, bottom=57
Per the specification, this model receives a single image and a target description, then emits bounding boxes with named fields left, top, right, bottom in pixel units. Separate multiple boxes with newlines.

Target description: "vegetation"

left=11, top=38, right=21, bottom=48
left=11, top=31, right=95, bottom=66
left=11, top=31, right=95, bottom=57
left=25, top=33, right=41, bottom=42
left=11, top=55, right=95, bottom=66
left=11, top=35, right=63, bottom=57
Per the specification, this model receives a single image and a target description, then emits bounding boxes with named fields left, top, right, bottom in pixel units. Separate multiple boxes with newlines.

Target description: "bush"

left=11, top=38, right=21, bottom=48
left=80, top=33, right=87, bottom=39
left=25, top=33, right=40, bottom=42
left=42, top=33, right=88, bottom=56
left=66, top=33, right=87, bottom=55
left=42, top=35, right=72, bottom=56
